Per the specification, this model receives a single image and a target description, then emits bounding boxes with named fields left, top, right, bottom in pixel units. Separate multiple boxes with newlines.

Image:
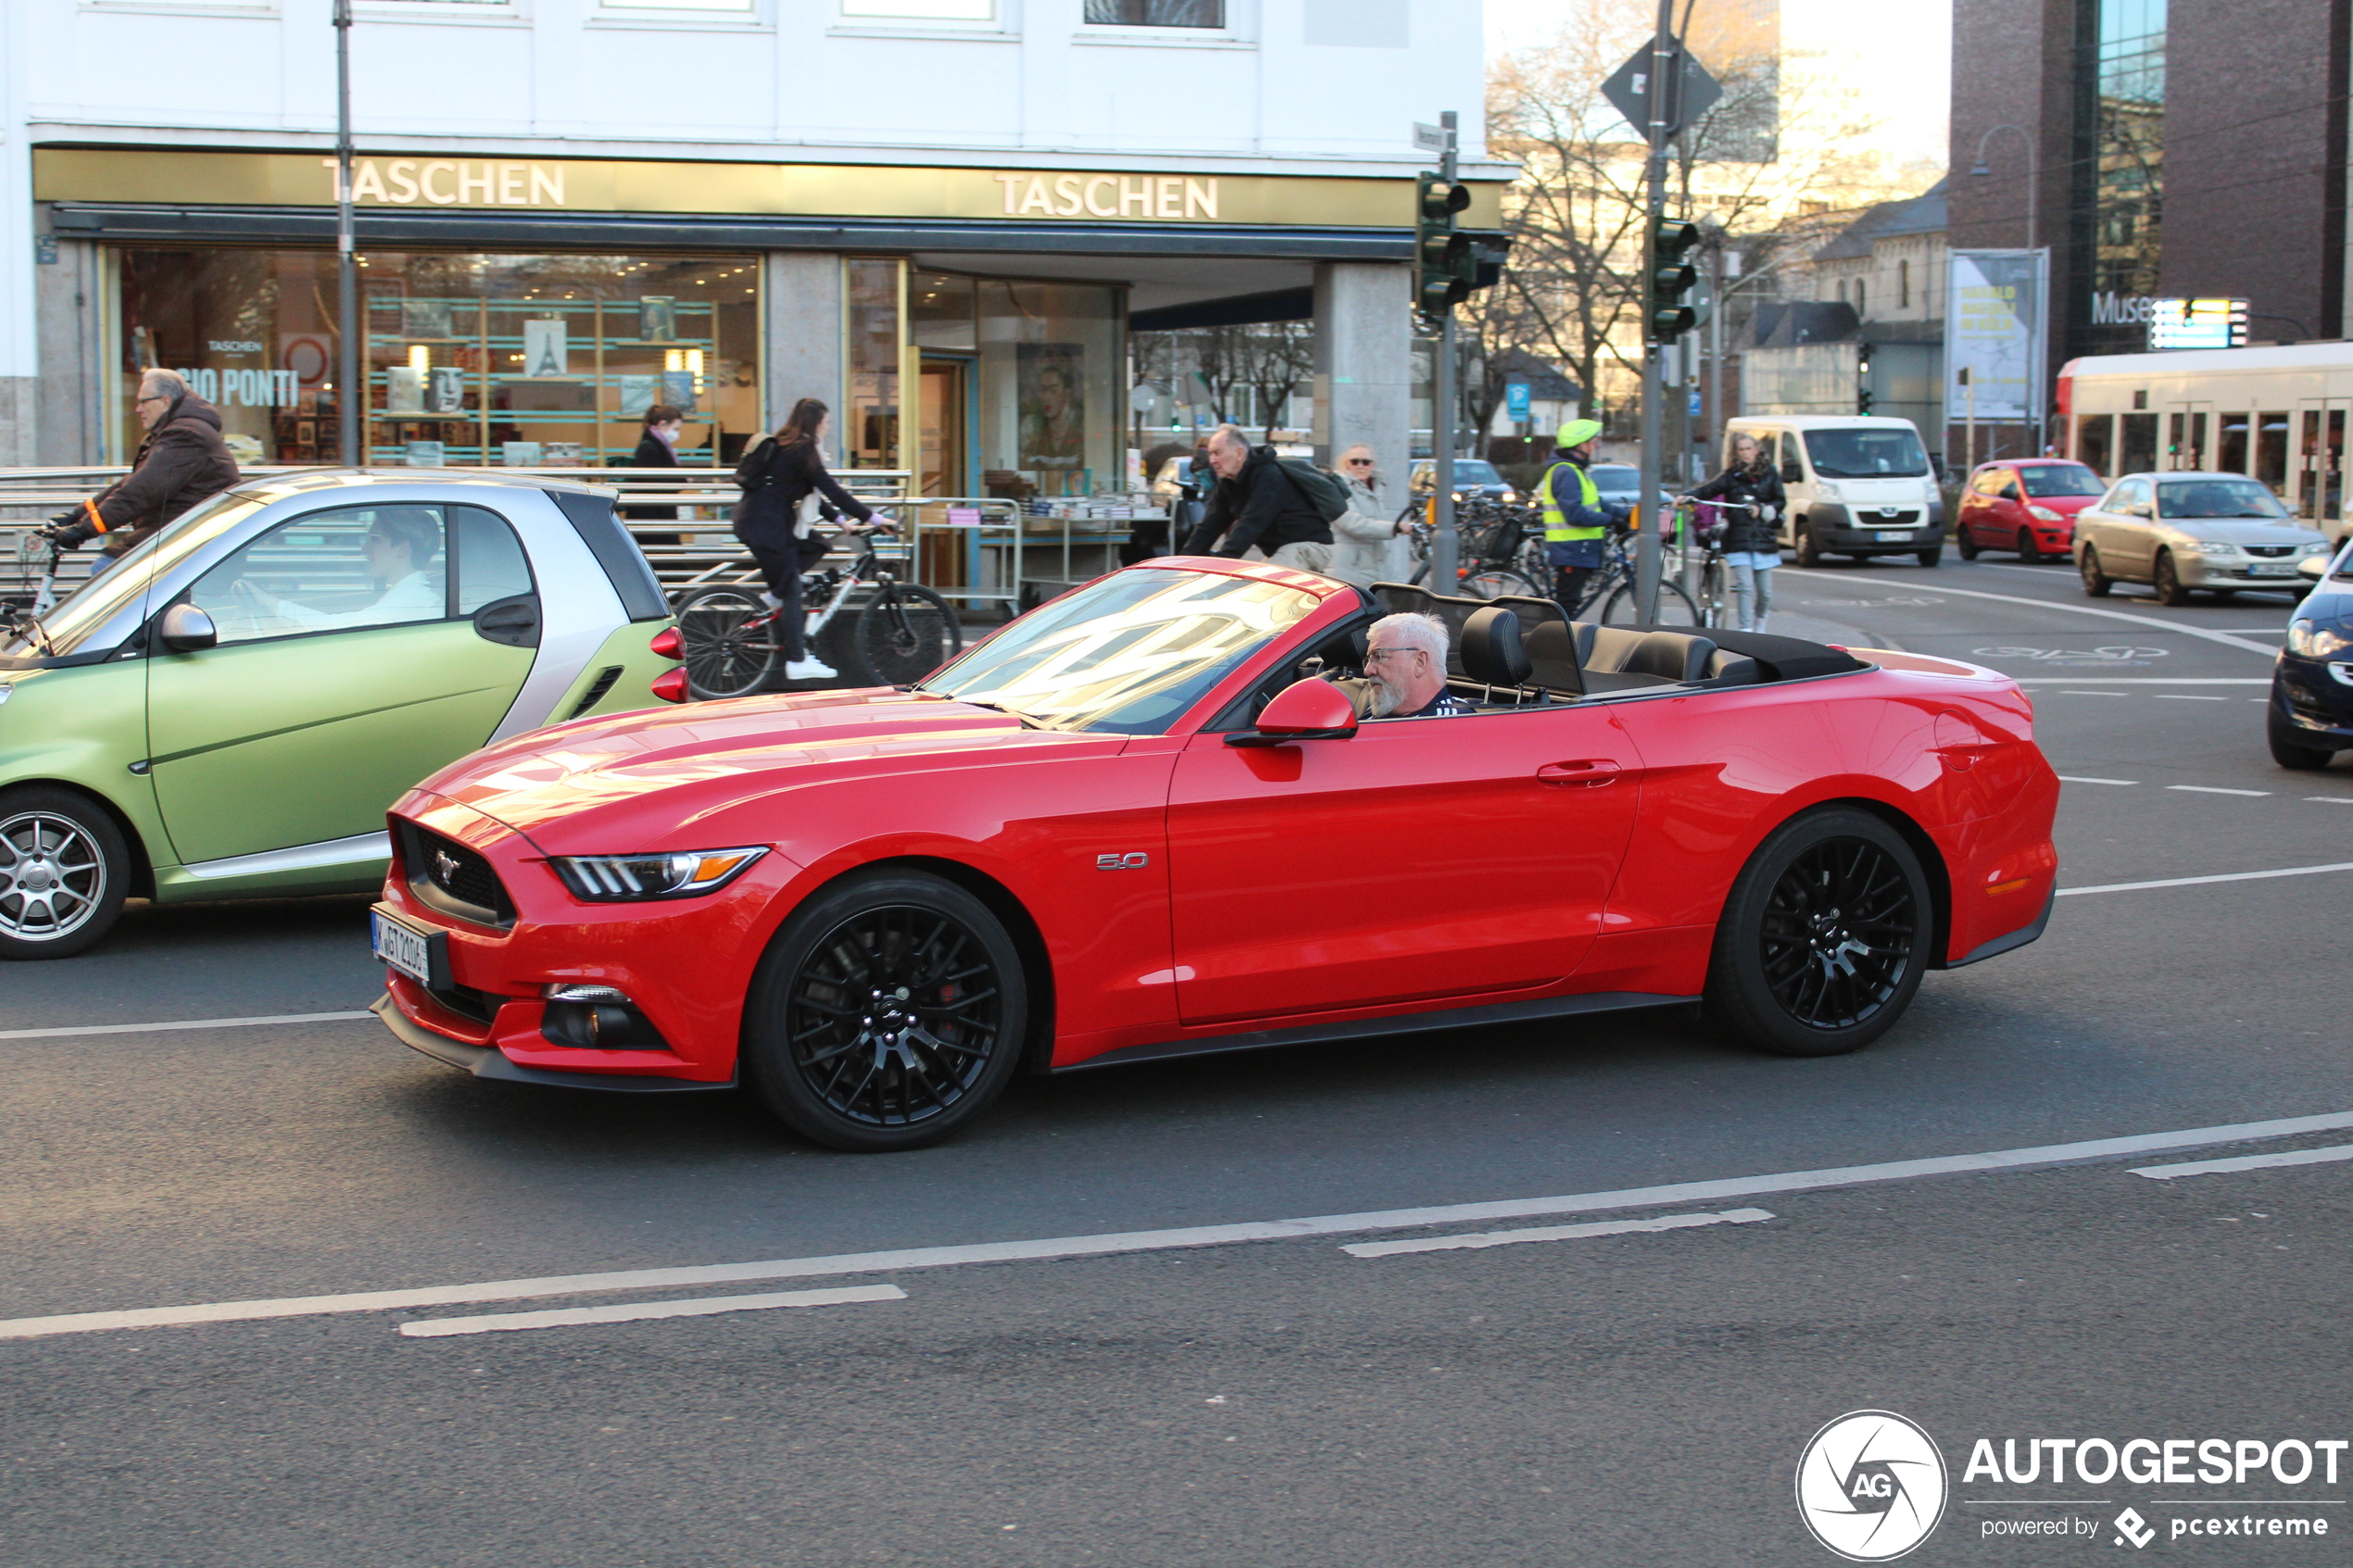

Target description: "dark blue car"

left=2271, top=542, right=2353, bottom=768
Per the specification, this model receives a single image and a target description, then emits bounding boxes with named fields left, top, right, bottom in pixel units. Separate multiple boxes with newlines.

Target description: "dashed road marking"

left=8, top=1111, right=2353, bottom=1341
left=2155, top=694, right=2232, bottom=701
left=397, top=1284, right=908, bottom=1338
left=2060, top=861, right=2353, bottom=896
left=2307, top=797, right=2353, bottom=804
left=1341, top=1208, right=1775, bottom=1259
left=2059, top=690, right=2132, bottom=697
left=2058, top=775, right=2138, bottom=785
left=2130, top=1145, right=2353, bottom=1180
left=2168, top=784, right=2270, bottom=797
left=1779, top=569, right=2282, bottom=655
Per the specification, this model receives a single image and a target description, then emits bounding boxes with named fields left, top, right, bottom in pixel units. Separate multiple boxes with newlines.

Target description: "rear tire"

left=2079, top=546, right=2113, bottom=596
left=2269, top=702, right=2334, bottom=770
left=2154, top=550, right=2192, bottom=606
left=1704, top=808, right=1931, bottom=1058
left=1598, top=579, right=1702, bottom=626
left=673, top=586, right=779, bottom=699
left=1957, top=531, right=1981, bottom=560
left=0, top=786, right=131, bottom=960
left=741, top=871, right=1027, bottom=1151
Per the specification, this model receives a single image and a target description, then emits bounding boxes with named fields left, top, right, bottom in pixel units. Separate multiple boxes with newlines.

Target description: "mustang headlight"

left=552, top=847, right=767, bottom=901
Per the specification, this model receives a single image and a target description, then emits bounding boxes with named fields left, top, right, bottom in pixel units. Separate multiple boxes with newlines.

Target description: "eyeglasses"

left=134, top=395, right=168, bottom=408
left=1364, top=646, right=1423, bottom=663
left=1345, top=458, right=1374, bottom=466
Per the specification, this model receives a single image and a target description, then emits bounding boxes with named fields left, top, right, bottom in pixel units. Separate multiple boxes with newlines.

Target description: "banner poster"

left=1018, top=343, right=1085, bottom=470
left=522, top=318, right=569, bottom=378
left=1944, top=250, right=2048, bottom=424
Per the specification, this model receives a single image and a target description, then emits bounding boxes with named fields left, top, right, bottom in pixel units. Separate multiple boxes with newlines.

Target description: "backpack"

left=733, top=434, right=776, bottom=491
left=1272, top=458, right=1353, bottom=522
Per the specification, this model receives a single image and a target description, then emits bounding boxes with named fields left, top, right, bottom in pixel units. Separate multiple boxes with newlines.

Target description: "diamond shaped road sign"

left=1601, top=44, right=1722, bottom=139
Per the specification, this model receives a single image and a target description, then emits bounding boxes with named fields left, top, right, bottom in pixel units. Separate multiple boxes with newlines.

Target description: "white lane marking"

left=1780, top=568, right=2282, bottom=655
left=1342, top=1208, right=1775, bottom=1259
left=2058, top=775, right=2138, bottom=785
left=2154, top=694, right=2231, bottom=702
left=2013, top=678, right=2271, bottom=684
left=2167, top=784, right=2270, bottom=796
left=2059, top=861, right=2353, bottom=896
left=2059, top=690, right=2132, bottom=696
left=396, top=1284, right=906, bottom=1338
left=0, top=1010, right=372, bottom=1043
left=2307, top=797, right=2353, bottom=804
left=8, top=1110, right=2353, bottom=1341
left=2130, top=1145, right=2353, bottom=1180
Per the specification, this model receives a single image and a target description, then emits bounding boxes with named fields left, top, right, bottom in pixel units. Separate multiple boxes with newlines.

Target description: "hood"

left=2159, top=518, right=2322, bottom=546
left=408, top=686, right=1123, bottom=850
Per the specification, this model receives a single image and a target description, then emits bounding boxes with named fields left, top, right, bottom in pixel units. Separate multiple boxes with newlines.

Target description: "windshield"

left=1450, top=461, right=1503, bottom=484
left=2019, top=463, right=2105, bottom=498
left=919, top=567, right=1323, bottom=734
left=1589, top=465, right=1638, bottom=490
left=1800, top=428, right=1931, bottom=479
left=2, top=490, right=269, bottom=659
left=2157, top=477, right=2290, bottom=520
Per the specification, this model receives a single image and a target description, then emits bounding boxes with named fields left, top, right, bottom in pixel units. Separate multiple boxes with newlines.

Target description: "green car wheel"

left=0, top=786, right=131, bottom=960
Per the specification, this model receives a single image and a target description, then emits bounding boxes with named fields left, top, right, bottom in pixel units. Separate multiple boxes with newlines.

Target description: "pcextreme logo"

left=1796, top=1410, right=1951, bottom=1562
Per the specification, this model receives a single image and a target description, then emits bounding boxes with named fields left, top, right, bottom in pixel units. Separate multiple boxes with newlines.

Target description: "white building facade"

left=3, top=0, right=1498, bottom=492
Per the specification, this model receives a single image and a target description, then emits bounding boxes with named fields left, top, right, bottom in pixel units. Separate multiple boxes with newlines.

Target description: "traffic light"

left=1647, top=218, right=1701, bottom=341
left=1416, top=174, right=1476, bottom=319
left=1856, top=342, right=1875, bottom=414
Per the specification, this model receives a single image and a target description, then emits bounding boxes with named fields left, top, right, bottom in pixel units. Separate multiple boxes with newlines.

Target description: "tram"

left=2057, top=342, right=2352, bottom=537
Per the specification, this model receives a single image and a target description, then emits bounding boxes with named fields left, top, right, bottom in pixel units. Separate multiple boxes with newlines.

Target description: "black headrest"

left=1589, top=627, right=1719, bottom=683
left=1460, top=606, right=1531, bottom=688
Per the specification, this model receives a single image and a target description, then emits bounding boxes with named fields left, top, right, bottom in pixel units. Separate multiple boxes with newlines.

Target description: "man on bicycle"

left=1537, top=420, right=1627, bottom=613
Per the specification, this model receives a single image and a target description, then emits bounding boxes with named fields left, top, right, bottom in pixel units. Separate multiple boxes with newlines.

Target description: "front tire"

left=2015, top=529, right=2041, bottom=564
left=849, top=585, right=962, bottom=686
left=2269, top=702, right=2334, bottom=770
left=2154, top=550, right=2192, bottom=606
left=742, top=871, right=1026, bottom=1151
left=1917, top=547, right=1943, bottom=568
left=1957, top=530, right=1981, bottom=560
left=2079, top=546, right=2113, bottom=596
left=1704, top=809, right=1931, bottom=1058
left=0, top=787, right=131, bottom=960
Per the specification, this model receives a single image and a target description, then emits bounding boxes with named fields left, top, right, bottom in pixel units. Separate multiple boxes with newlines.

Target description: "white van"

left=1721, top=415, right=1946, bottom=567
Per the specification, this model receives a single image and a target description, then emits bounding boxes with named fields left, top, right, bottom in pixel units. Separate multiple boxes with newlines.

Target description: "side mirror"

left=1227, top=678, right=1358, bottom=746
left=2299, top=555, right=2329, bottom=583
left=157, top=602, right=218, bottom=654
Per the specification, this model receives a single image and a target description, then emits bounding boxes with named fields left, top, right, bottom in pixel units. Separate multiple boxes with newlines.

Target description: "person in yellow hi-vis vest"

left=1539, top=420, right=1629, bottom=612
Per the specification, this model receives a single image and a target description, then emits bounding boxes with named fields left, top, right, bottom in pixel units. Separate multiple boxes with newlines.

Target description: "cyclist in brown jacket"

left=42, top=370, right=242, bottom=573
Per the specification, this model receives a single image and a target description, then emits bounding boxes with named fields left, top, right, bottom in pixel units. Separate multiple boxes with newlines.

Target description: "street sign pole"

left=1428, top=111, right=1461, bottom=594
left=1634, top=0, right=1674, bottom=621
left=333, top=0, right=359, bottom=468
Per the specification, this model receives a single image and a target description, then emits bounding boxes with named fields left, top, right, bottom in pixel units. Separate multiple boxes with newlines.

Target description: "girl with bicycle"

left=732, top=397, right=881, bottom=682
left=1687, top=432, right=1786, bottom=632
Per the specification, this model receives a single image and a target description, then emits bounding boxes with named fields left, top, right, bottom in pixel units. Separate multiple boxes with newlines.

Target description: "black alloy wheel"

left=0, top=786, right=132, bottom=960
left=744, top=871, right=1026, bottom=1151
left=673, top=586, right=779, bottom=700
left=2079, top=546, right=2113, bottom=596
left=2153, top=550, right=2193, bottom=606
left=1705, top=808, right=1931, bottom=1058
left=2016, top=529, right=2041, bottom=564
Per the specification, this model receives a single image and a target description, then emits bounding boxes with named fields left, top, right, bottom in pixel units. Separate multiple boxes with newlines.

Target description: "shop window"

left=846, top=258, right=906, bottom=471
left=2077, top=414, right=2114, bottom=476
left=111, top=248, right=759, bottom=469
left=602, top=0, right=753, bottom=13
left=2218, top=413, right=2250, bottom=475
left=975, top=278, right=1121, bottom=495
left=2119, top=411, right=2158, bottom=475
left=1084, top=0, right=1225, bottom=26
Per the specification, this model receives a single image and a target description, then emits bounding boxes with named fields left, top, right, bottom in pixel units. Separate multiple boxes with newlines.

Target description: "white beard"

left=1365, top=671, right=1408, bottom=717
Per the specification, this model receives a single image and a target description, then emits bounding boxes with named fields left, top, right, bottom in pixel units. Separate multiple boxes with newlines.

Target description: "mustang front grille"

left=400, top=822, right=515, bottom=929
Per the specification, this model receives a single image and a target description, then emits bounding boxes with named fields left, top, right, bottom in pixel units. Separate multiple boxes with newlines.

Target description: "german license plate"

left=371, top=905, right=437, bottom=985
left=1875, top=530, right=1909, bottom=543
left=2249, top=561, right=2295, bottom=577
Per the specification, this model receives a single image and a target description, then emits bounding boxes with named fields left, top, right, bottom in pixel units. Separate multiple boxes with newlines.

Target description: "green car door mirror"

left=157, top=602, right=218, bottom=655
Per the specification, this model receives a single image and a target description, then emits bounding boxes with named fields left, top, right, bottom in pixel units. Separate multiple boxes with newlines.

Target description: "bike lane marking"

left=7, top=1110, right=2353, bottom=1341
left=0, top=1010, right=371, bottom=1042
left=1778, top=568, right=2283, bottom=655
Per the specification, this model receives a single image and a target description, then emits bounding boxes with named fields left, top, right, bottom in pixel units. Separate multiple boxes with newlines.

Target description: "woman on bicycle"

left=1688, top=432, right=1786, bottom=633
left=732, top=397, right=878, bottom=682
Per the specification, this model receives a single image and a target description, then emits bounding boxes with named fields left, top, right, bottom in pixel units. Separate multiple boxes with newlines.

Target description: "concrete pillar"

left=1311, top=261, right=1412, bottom=492
left=763, top=251, right=844, bottom=464
left=33, top=232, right=102, bottom=465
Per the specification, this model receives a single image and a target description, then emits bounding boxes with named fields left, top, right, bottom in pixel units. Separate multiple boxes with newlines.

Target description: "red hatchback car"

left=370, top=559, right=2060, bottom=1150
left=1956, top=459, right=2108, bottom=561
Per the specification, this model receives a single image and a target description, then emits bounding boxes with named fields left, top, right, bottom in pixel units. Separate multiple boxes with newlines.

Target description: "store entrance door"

left=919, top=357, right=973, bottom=497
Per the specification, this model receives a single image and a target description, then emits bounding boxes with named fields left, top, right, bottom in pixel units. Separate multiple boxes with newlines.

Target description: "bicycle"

left=1403, top=498, right=1546, bottom=600
left=1579, top=515, right=1704, bottom=626
left=672, top=523, right=963, bottom=700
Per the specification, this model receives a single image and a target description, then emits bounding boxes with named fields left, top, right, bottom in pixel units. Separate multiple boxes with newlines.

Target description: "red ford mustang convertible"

left=371, top=558, right=2058, bottom=1150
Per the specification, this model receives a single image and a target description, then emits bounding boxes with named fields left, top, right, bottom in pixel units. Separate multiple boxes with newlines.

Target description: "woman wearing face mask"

left=1687, top=432, right=1787, bottom=633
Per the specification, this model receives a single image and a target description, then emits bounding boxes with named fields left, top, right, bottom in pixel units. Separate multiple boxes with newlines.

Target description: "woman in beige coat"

left=1326, top=445, right=1409, bottom=587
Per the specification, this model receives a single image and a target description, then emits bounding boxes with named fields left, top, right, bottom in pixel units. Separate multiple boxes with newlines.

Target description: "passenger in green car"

left=231, top=509, right=445, bottom=633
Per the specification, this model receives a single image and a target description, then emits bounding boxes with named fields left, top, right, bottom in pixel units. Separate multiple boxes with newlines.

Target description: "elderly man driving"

left=1362, top=612, right=1477, bottom=719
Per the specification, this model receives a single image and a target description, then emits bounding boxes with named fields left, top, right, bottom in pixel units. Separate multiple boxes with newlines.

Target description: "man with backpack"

left=1178, top=424, right=1340, bottom=566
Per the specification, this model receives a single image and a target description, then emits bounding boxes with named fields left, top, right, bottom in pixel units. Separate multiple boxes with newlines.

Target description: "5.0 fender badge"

left=1096, top=852, right=1150, bottom=871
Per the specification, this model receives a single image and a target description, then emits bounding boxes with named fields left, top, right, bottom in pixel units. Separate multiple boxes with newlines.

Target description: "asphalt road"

left=4, top=556, right=2347, bottom=1567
